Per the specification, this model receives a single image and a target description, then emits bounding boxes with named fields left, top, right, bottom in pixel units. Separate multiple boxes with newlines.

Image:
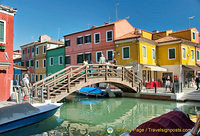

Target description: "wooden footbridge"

left=32, top=64, right=142, bottom=102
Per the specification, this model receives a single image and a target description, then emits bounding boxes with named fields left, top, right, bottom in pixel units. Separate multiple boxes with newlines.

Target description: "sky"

left=1, top=0, right=200, bottom=50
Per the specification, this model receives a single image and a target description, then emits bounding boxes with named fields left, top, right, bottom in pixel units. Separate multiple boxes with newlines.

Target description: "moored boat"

left=0, top=102, right=62, bottom=134
left=76, top=87, right=107, bottom=97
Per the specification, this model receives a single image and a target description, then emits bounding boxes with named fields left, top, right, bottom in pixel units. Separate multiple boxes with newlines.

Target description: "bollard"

left=18, top=87, right=22, bottom=104
left=181, top=82, right=183, bottom=93
left=154, top=82, right=157, bottom=93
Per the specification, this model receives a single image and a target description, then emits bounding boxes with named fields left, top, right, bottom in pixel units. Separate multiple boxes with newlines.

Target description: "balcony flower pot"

left=0, top=43, right=6, bottom=50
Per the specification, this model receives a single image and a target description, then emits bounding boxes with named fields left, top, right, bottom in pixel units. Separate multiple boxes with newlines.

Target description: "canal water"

left=1, top=97, right=200, bottom=136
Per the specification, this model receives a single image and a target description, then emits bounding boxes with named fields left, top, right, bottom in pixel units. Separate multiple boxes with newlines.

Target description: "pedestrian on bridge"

left=195, top=75, right=200, bottom=90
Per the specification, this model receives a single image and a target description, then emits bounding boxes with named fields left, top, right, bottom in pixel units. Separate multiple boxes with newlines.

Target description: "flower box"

left=0, top=46, right=6, bottom=49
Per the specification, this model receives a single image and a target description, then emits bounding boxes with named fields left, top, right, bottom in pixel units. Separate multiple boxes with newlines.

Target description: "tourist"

left=98, top=54, right=105, bottom=75
left=113, top=58, right=117, bottom=76
left=83, top=58, right=88, bottom=65
left=21, top=74, right=31, bottom=101
left=165, top=75, right=171, bottom=92
left=162, top=75, right=166, bottom=87
left=195, top=75, right=199, bottom=90
left=106, top=59, right=111, bottom=76
left=88, top=59, right=93, bottom=73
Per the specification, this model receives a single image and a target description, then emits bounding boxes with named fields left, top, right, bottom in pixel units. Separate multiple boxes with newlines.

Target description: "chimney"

left=152, top=30, right=159, bottom=33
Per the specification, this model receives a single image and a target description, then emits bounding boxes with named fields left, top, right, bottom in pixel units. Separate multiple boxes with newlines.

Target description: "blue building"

left=13, top=58, right=27, bottom=86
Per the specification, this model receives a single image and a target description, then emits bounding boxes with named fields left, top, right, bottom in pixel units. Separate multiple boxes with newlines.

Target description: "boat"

left=76, top=87, right=107, bottom=97
left=0, top=102, right=62, bottom=134
left=121, top=109, right=194, bottom=136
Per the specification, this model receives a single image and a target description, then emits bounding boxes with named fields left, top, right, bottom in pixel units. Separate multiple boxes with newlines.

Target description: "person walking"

left=195, top=75, right=200, bottom=90
left=98, top=54, right=105, bottom=75
left=21, top=74, right=31, bottom=101
left=165, top=75, right=171, bottom=92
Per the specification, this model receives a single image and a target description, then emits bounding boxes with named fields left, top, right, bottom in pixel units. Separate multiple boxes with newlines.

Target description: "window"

left=77, top=36, right=83, bottom=45
left=192, top=31, right=195, bottom=40
left=142, top=46, right=147, bottom=58
left=30, top=60, right=34, bottom=67
left=85, top=53, right=91, bottom=62
left=27, top=48, right=30, bottom=54
left=77, top=54, right=83, bottom=64
left=65, top=55, right=70, bottom=65
left=191, top=50, right=194, bottom=60
left=21, top=61, right=24, bottom=66
left=31, top=74, right=34, bottom=82
left=43, top=45, right=46, bottom=54
left=107, top=50, right=113, bottom=61
left=106, top=30, right=113, bottom=42
left=35, top=75, right=38, bottom=81
left=197, top=51, right=200, bottom=60
left=58, top=56, right=63, bottom=65
left=32, top=47, right=34, bottom=53
left=22, top=49, right=24, bottom=56
left=43, top=74, right=46, bottom=79
left=168, top=48, right=176, bottom=59
left=40, top=75, right=42, bottom=80
left=35, top=60, right=39, bottom=68
left=84, top=35, right=91, bottom=43
left=182, top=48, right=186, bottom=59
left=152, top=48, right=155, bottom=60
left=122, top=46, right=130, bottom=59
left=96, top=51, right=102, bottom=62
left=43, top=59, right=46, bottom=67
left=65, top=39, right=70, bottom=47
left=26, top=61, right=29, bottom=67
left=0, top=20, right=5, bottom=43
left=50, top=57, right=54, bottom=66
left=94, top=33, right=100, bottom=44
left=36, top=47, right=39, bottom=55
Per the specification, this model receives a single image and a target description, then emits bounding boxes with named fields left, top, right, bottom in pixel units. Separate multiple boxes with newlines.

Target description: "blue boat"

left=0, top=102, right=62, bottom=134
left=76, top=87, right=107, bottom=97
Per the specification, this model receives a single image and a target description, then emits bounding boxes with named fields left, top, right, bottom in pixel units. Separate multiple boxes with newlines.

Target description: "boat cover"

left=0, top=103, right=40, bottom=125
left=129, top=110, right=194, bottom=136
left=79, top=87, right=106, bottom=95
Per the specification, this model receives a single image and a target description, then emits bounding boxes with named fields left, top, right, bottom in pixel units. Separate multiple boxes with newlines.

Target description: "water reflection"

left=1, top=97, right=200, bottom=136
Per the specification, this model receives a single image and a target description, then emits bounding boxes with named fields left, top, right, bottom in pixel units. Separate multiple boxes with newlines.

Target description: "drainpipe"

left=179, top=42, right=183, bottom=92
left=136, top=38, right=141, bottom=78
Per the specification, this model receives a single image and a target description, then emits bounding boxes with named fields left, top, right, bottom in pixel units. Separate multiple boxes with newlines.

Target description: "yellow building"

left=115, top=27, right=200, bottom=88
left=115, top=30, right=166, bottom=84
left=34, top=35, right=64, bottom=81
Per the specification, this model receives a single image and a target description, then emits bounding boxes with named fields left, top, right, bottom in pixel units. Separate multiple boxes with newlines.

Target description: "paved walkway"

left=0, top=101, right=16, bottom=108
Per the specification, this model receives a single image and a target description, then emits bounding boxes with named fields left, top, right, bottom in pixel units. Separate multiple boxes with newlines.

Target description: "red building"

left=64, top=19, right=135, bottom=65
left=0, top=5, right=17, bottom=101
left=20, top=42, right=39, bottom=84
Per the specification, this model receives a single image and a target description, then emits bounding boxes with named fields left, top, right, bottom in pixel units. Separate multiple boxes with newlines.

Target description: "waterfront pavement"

left=142, top=87, right=200, bottom=102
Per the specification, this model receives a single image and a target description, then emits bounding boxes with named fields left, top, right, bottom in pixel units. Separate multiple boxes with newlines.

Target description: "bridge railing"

left=32, top=64, right=143, bottom=102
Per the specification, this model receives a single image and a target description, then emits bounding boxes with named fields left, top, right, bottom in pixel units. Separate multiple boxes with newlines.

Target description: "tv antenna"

left=188, top=16, right=195, bottom=28
left=116, top=3, right=119, bottom=21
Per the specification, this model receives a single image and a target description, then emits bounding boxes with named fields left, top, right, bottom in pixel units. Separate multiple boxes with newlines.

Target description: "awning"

left=13, top=64, right=27, bottom=70
left=143, top=65, right=167, bottom=72
left=183, top=65, right=200, bottom=71
left=0, top=62, right=11, bottom=70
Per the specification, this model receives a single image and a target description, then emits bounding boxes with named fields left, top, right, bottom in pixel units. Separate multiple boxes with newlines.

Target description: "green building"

left=46, top=46, right=65, bottom=76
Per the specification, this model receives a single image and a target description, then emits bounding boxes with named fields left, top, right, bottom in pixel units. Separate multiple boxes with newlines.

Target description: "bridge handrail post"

left=132, top=67, right=135, bottom=87
left=41, top=85, right=44, bottom=103
left=54, top=75, right=56, bottom=86
left=105, top=64, right=108, bottom=80
left=85, top=65, right=87, bottom=82
left=122, top=67, right=124, bottom=81
left=68, top=74, right=70, bottom=93
left=34, top=85, right=38, bottom=97
left=47, top=85, right=50, bottom=100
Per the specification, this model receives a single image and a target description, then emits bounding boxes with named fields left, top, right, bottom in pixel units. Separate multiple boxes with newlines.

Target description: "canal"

left=1, top=97, right=200, bottom=136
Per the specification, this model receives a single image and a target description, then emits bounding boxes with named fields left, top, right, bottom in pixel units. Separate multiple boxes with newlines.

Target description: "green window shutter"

left=169, top=49, right=175, bottom=59
left=0, top=21, right=4, bottom=42
left=26, top=61, right=29, bottom=67
left=65, top=56, right=70, bottom=64
left=108, top=51, right=113, bottom=61
left=123, top=47, right=129, bottom=59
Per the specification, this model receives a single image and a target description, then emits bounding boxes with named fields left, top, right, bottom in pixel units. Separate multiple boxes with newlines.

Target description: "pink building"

left=64, top=19, right=135, bottom=65
left=0, top=5, right=17, bottom=101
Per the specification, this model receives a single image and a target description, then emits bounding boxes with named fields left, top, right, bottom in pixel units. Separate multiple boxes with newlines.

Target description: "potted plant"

left=0, top=43, right=6, bottom=50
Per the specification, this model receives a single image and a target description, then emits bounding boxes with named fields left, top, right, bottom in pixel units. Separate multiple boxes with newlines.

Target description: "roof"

left=13, top=64, right=27, bottom=70
left=47, top=45, right=65, bottom=51
left=170, top=27, right=197, bottom=34
left=64, top=19, right=127, bottom=37
left=155, top=36, right=181, bottom=43
left=115, top=31, right=157, bottom=44
left=0, top=4, right=17, bottom=14
left=115, top=31, right=140, bottom=41
left=20, top=40, right=63, bottom=48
